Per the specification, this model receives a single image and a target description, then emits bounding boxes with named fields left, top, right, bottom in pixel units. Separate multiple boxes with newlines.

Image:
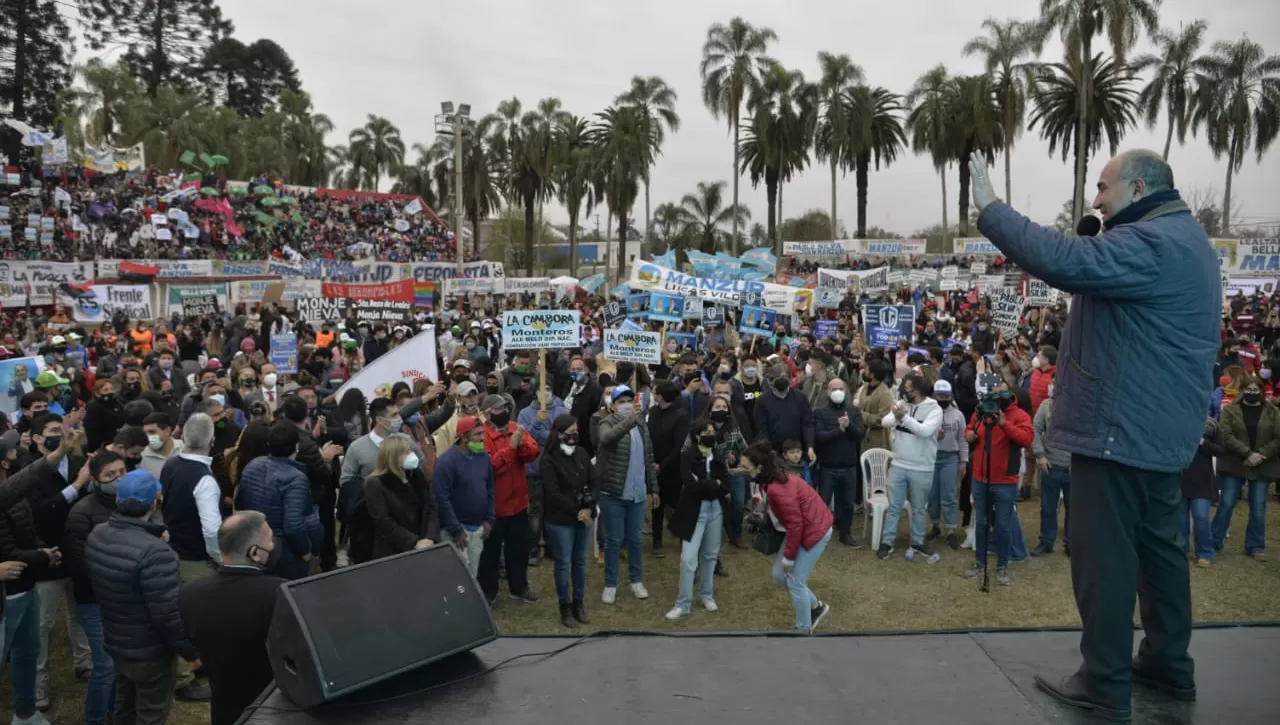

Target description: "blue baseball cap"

left=611, top=385, right=635, bottom=403
left=116, top=469, right=161, bottom=507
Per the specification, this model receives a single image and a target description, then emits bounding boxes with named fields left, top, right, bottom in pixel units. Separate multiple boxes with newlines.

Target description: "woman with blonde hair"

left=363, top=432, right=440, bottom=562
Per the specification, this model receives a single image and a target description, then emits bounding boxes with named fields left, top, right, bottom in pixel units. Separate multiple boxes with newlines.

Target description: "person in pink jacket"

left=742, top=443, right=834, bottom=634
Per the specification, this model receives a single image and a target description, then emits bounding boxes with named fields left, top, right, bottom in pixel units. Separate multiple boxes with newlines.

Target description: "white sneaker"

left=701, top=596, right=719, bottom=612
left=12, top=712, right=53, bottom=725
left=601, top=586, right=617, bottom=604
left=961, top=527, right=976, bottom=550
left=664, top=606, right=689, bottom=621
left=336, top=549, right=350, bottom=568
left=630, top=582, right=649, bottom=600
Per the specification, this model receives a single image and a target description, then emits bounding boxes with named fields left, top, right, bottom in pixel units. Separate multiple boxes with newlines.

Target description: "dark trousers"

left=959, top=466, right=974, bottom=527
left=319, top=480, right=338, bottom=572
left=1069, top=454, right=1193, bottom=707
left=114, top=657, right=177, bottom=725
left=478, top=509, right=531, bottom=600
left=817, top=466, right=858, bottom=535
left=527, top=475, right=545, bottom=557
left=653, top=478, right=680, bottom=548
left=1038, top=466, right=1071, bottom=551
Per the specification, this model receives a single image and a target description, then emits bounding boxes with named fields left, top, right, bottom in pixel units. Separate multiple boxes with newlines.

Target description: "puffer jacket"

left=1216, top=400, right=1280, bottom=480
left=593, top=411, right=657, bottom=499
left=234, top=456, right=323, bottom=567
left=978, top=194, right=1220, bottom=473
left=64, top=482, right=123, bottom=604
left=0, top=498, right=50, bottom=596
left=764, top=474, right=833, bottom=562
left=85, top=513, right=199, bottom=663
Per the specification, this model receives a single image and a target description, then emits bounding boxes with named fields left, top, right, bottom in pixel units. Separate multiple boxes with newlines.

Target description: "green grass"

left=6, top=501, right=1280, bottom=725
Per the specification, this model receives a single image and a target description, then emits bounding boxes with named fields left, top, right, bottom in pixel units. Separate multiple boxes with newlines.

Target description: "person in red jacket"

left=742, top=442, right=833, bottom=634
left=962, top=381, right=1034, bottom=586
left=477, top=394, right=541, bottom=604
left=1028, top=346, right=1057, bottom=417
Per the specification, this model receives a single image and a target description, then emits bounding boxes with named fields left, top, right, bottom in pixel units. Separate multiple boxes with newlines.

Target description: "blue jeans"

left=76, top=603, right=115, bottom=725
left=1038, top=466, right=1071, bottom=551
left=544, top=522, right=590, bottom=605
left=1182, top=497, right=1215, bottom=561
left=772, top=528, right=832, bottom=633
left=727, top=474, right=749, bottom=539
left=928, top=451, right=960, bottom=532
left=882, top=465, right=934, bottom=547
left=600, top=495, right=646, bottom=588
left=817, top=466, right=858, bottom=535
left=1213, top=475, right=1268, bottom=555
left=676, top=501, right=723, bottom=611
left=2, top=590, right=41, bottom=718
left=973, top=481, right=1018, bottom=567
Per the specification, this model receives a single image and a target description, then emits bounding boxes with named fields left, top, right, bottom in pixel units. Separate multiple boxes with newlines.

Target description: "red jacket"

left=765, top=474, right=833, bottom=561
left=965, top=406, right=1035, bottom=485
left=1029, top=366, right=1055, bottom=416
left=482, top=421, right=541, bottom=517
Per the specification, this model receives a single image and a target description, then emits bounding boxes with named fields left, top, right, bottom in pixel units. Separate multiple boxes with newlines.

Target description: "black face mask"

left=938, top=399, right=952, bottom=409
left=248, top=544, right=281, bottom=570
left=485, top=385, right=500, bottom=394
left=710, top=410, right=729, bottom=424
left=1243, top=392, right=1263, bottom=405
left=453, top=373, right=471, bottom=384
left=697, top=434, right=717, bottom=447
left=490, top=411, right=511, bottom=427
left=562, top=435, right=578, bottom=447
left=772, top=378, right=790, bottom=393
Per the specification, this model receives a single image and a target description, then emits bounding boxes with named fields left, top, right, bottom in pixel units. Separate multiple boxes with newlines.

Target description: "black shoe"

left=839, top=532, right=862, bottom=550
left=946, top=532, right=960, bottom=550
left=559, top=603, right=579, bottom=629
left=1033, top=673, right=1131, bottom=722
left=1030, top=544, right=1054, bottom=556
left=1063, top=545, right=1071, bottom=557
left=571, top=600, right=590, bottom=625
left=927, top=524, right=941, bottom=541
left=1131, top=659, right=1196, bottom=701
left=528, top=552, right=541, bottom=567
left=714, top=558, right=728, bottom=577
left=175, top=680, right=211, bottom=702
left=652, top=545, right=666, bottom=559
left=876, top=543, right=894, bottom=560
left=911, top=543, right=937, bottom=558
left=510, top=589, right=539, bottom=604
left=809, top=601, right=830, bottom=632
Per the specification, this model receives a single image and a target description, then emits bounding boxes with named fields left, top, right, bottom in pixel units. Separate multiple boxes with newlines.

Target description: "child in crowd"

left=782, top=439, right=812, bottom=486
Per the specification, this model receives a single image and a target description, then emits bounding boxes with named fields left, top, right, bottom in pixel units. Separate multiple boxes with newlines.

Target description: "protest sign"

left=815, top=320, right=839, bottom=340
left=990, top=288, right=1026, bottom=338
left=702, top=303, right=724, bottom=327
left=502, top=310, right=581, bottom=350
left=629, top=260, right=793, bottom=310
left=603, top=329, right=662, bottom=365
left=603, top=300, right=627, bottom=328
left=349, top=299, right=412, bottom=324
left=813, top=288, right=843, bottom=309
left=296, top=297, right=346, bottom=324
left=1026, top=278, right=1058, bottom=307
left=74, top=284, right=153, bottom=324
left=664, top=332, right=697, bottom=351
left=269, top=333, right=298, bottom=375
left=970, top=261, right=987, bottom=275
left=738, top=305, right=776, bottom=338
left=321, top=279, right=413, bottom=302
left=336, top=328, right=439, bottom=402
left=862, top=305, right=915, bottom=348
left=505, top=277, right=551, bottom=295
left=181, top=293, right=219, bottom=317
left=626, top=293, right=650, bottom=319
left=648, top=293, right=685, bottom=323
left=682, top=298, right=704, bottom=322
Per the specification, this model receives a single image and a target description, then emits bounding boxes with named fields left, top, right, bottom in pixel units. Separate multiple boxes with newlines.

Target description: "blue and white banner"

left=502, top=310, right=581, bottom=350
left=814, top=320, right=839, bottom=339
left=579, top=273, right=607, bottom=293
left=782, top=240, right=856, bottom=256
left=738, top=305, right=776, bottom=338
left=955, top=237, right=1001, bottom=255
left=603, top=329, right=662, bottom=365
left=626, top=293, right=650, bottom=319
left=862, top=305, right=915, bottom=348
left=739, top=247, right=777, bottom=273
left=629, top=261, right=794, bottom=311
left=648, top=293, right=685, bottom=323
left=269, top=333, right=299, bottom=375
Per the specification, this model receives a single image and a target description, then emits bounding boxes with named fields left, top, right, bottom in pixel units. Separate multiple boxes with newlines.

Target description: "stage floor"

left=238, top=626, right=1277, bottom=725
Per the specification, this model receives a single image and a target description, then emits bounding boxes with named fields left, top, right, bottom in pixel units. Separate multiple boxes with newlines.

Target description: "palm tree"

left=279, top=90, right=334, bottom=186
left=486, top=97, right=525, bottom=256
left=814, top=52, right=865, bottom=243
left=676, top=180, right=751, bottom=256
left=946, top=75, right=1005, bottom=235
left=1037, top=0, right=1161, bottom=220
left=392, top=143, right=435, bottom=206
left=122, top=86, right=205, bottom=171
left=527, top=98, right=571, bottom=251
left=963, top=18, right=1039, bottom=204
left=1028, top=51, right=1138, bottom=204
left=554, top=115, right=599, bottom=276
left=846, top=85, right=907, bottom=238
left=906, top=65, right=954, bottom=246
left=616, top=76, right=680, bottom=257
left=74, top=59, right=142, bottom=145
left=590, top=106, right=649, bottom=282
left=1131, top=20, right=1211, bottom=160
left=749, top=64, right=817, bottom=249
left=347, top=114, right=405, bottom=191
left=700, top=17, right=778, bottom=253
left=651, top=202, right=687, bottom=249
left=1194, top=38, right=1280, bottom=234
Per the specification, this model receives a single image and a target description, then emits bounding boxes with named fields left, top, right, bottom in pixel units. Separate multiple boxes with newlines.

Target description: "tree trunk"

left=1223, top=135, right=1236, bottom=234
left=606, top=209, right=613, bottom=281
left=643, top=173, right=652, bottom=260
left=958, top=152, right=972, bottom=236
left=148, top=3, right=165, bottom=96
left=6, top=0, right=28, bottom=166
left=1071, top=29, right=1093, bottom=221
left=776, top=178, right=785, bottom=252
left=569, top=213, right=579, bottom=278
left=536, top=201, right=543, bottom=255
left=940, top=168, right=950, bottom=253
left=523, top=195, right=536, bottom=275
left=731, top=113, right=741, bottom=255
left=830, top=157, right=838, bottom=242
left=1162, top=112, right=1175, bottom=161
left=764, top=169, right=778, bottom=244
left=855, top=153, right=869, bottom=238
left=1004, top=142, right=1013, bottom=208
left=617, top=214, right=628, bottom=285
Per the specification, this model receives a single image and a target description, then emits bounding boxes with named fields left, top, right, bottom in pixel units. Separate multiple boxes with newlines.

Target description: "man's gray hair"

left=218, top=511, right=267, bottom=564
left=183, top=412, right=215, bottom=453
left=1117, top=149, right=1174, bottom=192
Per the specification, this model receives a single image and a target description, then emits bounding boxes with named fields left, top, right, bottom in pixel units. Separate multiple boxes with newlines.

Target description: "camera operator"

left=962, top=380, right=1033, bottom=586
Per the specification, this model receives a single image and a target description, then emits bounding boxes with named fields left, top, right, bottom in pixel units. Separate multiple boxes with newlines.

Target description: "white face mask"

left=1047, top=383, right=1055, bottom=398
left=1262, top=369, right=1272, bottom=381
left=402, top=453, right=420, bottom=471
left=742, top=366, right=757, bottom=378
left=615, top=402, right=634, bottom=418
left=147, top=434, right=164, bottom=451
left=560, top=443, right=576, bottom=456
left=804, top=363, right=813, bottom=377
left=1031, top=357, right=1042, bottom=370
left=263, top=373, right=278, bottom=388
left=829, top=389, right=846, bottom=405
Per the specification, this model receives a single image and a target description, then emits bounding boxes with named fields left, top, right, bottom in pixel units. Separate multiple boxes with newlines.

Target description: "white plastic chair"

left=860, top=449, right=894, bottom=546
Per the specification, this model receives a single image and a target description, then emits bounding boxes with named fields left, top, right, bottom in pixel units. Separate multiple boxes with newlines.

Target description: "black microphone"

left=1076, top=215, right=1102, bottom=236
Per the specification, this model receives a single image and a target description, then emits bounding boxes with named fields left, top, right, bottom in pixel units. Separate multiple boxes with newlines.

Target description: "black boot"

left=572, top=600, right=590, bottom=625
left=559, top=603, right=579, bottom=629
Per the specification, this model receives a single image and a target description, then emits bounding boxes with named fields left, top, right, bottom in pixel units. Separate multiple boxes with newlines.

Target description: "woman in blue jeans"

left=666, top=419, right=729, bottom=620
left=539, top=415, right=597, bottom=628
left=1214, top=377, right=1276, bottom=561
left=706, top=393, right=749, bottom=548
left=742, top=443, right=833, bottom=634
left=1182, top=417, right=1226, bottom=565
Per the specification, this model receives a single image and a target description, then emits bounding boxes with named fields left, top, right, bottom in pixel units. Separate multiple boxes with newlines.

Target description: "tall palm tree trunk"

left=523, top=196, right=536, bottom=275
left=643, top=174, right=652, bottom=260
left=617, top=215, right=629, bottom=286
left=958, top=153, right=972, bottom=236
left=1223, top=136, right=1237, bottom=234
left=777, top=179, right=785, bottom=251
left=830, top=158, right=838, bottom=242
left=569, top=216, right=579, bottom=278
left=940, top=169, right=950, bottom=253
left=731, top=115, right=741, bottom=255
left=536, top=202, right=544, bottom=260
left=855, top=155, right=869, bottom=237
left=606, top=209, right=614, bottom=281
left=1162, top=112, right=1175, bottom=161
left=1072, top=28, right=1093, bottom=221
left=1004, top=140, right=1013, bottom=207
left=765, top=173, right=778, bottom=246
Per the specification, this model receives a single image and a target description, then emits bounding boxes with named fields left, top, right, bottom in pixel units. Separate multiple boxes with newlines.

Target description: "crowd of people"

left=3, top=165, right=458, bottom=264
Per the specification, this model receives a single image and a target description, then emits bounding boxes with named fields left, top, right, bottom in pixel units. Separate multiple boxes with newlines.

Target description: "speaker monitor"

left=266, top=543, right=497, bottom=708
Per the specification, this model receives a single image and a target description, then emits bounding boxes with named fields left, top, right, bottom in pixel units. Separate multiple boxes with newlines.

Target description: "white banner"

left=504, top=277, right=552, bottom=295
left=1214, top=238, right=1280, bottom=275
left=990, top=288, right=1026, bottom=338
left=782, top=240, right=859, bottom=256
left=955, top=237, right=1001, bottom=255
left=335, top=328, right=439, bottom=403
left=629, top=261, right=794, bottom=312
left=861, top=238, right=927, bottom=256
left=603, top=329, right=662, bottom=365
left=230, top=279, right=322, bottom=305
left=74, top=284, right=153, bottom=324
left=0, top=261, right=95, bottom=306
left=817, top=266, right=889, bottom=294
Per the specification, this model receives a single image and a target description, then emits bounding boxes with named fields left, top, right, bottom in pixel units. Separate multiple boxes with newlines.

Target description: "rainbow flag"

left=414, top=281, right=435, bottom=308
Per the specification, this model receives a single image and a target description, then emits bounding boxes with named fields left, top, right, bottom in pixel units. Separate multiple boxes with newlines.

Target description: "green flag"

left=199, top=152, right=216, bottom=169
left=183, top=172, right=202, bottom=182
left=254, top=212, right=276, bottom=226
left=178, top=150, right=196, bottom=166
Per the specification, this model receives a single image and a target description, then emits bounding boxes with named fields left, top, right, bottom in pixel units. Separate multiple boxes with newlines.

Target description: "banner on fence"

left=166, top=284, right=227, bottom=316
left=348, top=299, right=412, bottom=323
left=296, top=297, right=346, bottom=324
left=1214, top=238, right=1280, bottom=274
left=504, top=277, right=551, bottom=295
left=501, top=310, right=581, bottom=350
left=321, top=279, right=413, bottom=302
left=603, top=329, right=662, bottom=365
left=74, top=284, right=152, bottom=324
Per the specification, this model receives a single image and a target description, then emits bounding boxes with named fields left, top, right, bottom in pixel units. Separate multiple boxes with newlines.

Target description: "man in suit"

left=179, top=511, right=285, bottom=725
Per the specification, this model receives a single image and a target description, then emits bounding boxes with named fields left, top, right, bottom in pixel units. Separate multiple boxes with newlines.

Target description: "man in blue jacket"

left=433, top=416, right=495, bottom=580
left=234, top=424, right=324, bottom=580
left=970, top=149, right=1217, bottom=721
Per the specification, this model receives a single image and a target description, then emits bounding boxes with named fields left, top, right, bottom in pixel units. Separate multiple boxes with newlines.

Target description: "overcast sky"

left=218, top=0, right=1280, bottom=236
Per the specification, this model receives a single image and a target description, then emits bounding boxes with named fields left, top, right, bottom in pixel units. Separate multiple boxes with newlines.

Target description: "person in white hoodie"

left=877, top=373, right=943, bottom=562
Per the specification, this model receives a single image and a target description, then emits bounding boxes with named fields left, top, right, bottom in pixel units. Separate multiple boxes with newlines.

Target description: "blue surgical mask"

left=389, top=417, right=404, bottom=433
left=209, top=394, right=226, bottom=407
left=571, top=370, right=586, bottom=382
left=406, top=413, right=420, bottom=425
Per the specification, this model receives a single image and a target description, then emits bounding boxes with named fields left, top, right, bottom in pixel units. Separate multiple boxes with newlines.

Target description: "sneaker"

left=528, top=552, right=541, bottom=567
left=34, top=687, right=49, bottom=712
left=961, top=528, right=976, bottom=549
left=927, top=524, right=941, bottom=541
left=664, top=606, right=690, bottom=621
left=602, top=586, right=617, bottom=604
left=1250, top=551, right=1267, bottom=562
left=809, top=601, right=830, bottom=632
left=876, top=543, right=894, bottom=560
left=701, top=596, right=719, bottom=612
left=509, top=589, right=539, bottom=604
left=336, top=549, right=350, bottom=568
left=838, top=532, right=862, bottom=550
left=909, top=543, right=941, bottom=564
left=12, top=713, right=53, bottom=725
left=996, top=567, right=1011, bottom=586
left=714, top=559, right=728, bottom=577
left=946, top=532, right=961, bottom=550
left=963, top=562, right=985, bottom=579
left=1196, top=558, right=1212, bottom=568
left=652, top=545, right=666, bottom=559
left=630, top=582, right=649, bottom=600
left=1030, top=544, right=1054, bottom=556
left=175, top=680, right=211, bottom=702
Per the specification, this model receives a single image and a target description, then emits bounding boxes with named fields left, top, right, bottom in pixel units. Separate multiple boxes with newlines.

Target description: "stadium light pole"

left=436, top=103, right=473, bottom=292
